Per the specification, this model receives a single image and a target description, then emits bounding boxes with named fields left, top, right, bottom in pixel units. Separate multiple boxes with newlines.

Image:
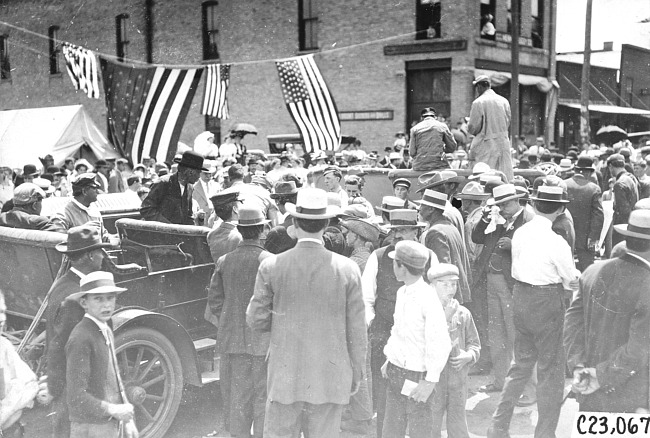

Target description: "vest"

left=374, top=245, right=402, bottom=324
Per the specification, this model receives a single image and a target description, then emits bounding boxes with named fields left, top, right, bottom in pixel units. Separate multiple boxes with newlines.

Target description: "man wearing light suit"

left=193, top=164, right=218, bottom=220
left=247, top=188, right=367, bottom=438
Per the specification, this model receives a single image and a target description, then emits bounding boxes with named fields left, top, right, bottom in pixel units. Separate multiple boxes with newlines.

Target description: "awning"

left=559, top=101, right=650, bottom=116
left=475, top=69, right=558, bottom=93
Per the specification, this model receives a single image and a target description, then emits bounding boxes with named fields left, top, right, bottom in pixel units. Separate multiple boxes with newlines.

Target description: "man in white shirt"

left=488, top=186, right=580, bottom=438
left=381, top=240, right=451, bottom=438
left=323, top=166, right=348, bottom=208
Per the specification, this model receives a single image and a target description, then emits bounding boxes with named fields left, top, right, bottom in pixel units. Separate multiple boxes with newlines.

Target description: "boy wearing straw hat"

left=65, top=272, right=138, bottom=438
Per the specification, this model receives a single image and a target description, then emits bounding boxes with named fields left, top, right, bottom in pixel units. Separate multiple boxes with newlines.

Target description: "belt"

left=516, top=280, right=562, bottom=290
left=387, top=361, right=427, bottom=381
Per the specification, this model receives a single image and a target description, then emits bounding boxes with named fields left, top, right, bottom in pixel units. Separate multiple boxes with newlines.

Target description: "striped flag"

left=100, top=58, right=203, bottom=163
left=276, top=55, right=341, bottom=153
left=62, top=43, right=100, bottom=98
left=202, top=64, right=230, bottom=119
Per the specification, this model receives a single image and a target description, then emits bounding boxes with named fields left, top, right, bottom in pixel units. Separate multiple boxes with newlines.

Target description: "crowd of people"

left=0, top=75, right=649, bottom=438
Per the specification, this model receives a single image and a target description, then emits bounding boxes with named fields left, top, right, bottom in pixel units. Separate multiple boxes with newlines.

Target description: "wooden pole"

left=510, top=0, right=521, bottom=143
left=580, top=0, right=593, bottom=149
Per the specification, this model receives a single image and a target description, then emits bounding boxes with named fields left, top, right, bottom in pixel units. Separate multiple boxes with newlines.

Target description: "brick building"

left=0, top=0, right=557, bottom=157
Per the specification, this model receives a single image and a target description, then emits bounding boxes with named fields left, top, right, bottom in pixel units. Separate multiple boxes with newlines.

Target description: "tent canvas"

left=0, top=105, right=119, bottom=169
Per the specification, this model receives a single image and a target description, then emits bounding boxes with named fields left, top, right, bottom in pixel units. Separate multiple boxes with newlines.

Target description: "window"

left=416, top=0, right=441, bottom=40
left=299, top=0, right=318, bottom=50
left=406, top=60, right=451, bottom=127
left=48, top=25, right=61, bottom=74
left=625, top=77, right=634, bottom=106
left=0, top=35, right=10, bottom=80
left=480, top=0, right=496, bottom=40
left=115, top=13, right=130, bottom=62
left=202, top=1, right=219, bottom=60
left=531, top=0, right=544, bottom=48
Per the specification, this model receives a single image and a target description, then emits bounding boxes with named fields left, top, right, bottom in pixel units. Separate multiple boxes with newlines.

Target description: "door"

left=406, top=60, right=452, bottom=131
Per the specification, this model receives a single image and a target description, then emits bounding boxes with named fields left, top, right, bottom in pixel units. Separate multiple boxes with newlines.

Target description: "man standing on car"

left=409, top=107, right=457, bottom=171
left=247, top=188, right=366, bottom=437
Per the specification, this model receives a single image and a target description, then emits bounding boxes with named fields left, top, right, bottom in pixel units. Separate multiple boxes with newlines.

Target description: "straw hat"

left=285, top=188, right=340, bottom=219
left=67, top=271, right=127, bottom=302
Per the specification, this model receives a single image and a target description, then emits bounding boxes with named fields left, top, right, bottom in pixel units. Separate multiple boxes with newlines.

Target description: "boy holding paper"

left=381, top=240, right=451, bottom=437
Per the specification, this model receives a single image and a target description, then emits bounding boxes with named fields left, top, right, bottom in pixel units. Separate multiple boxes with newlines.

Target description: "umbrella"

left=230, top=123, right=258, bottom=135
left=596, top=125, right=628, bottom=145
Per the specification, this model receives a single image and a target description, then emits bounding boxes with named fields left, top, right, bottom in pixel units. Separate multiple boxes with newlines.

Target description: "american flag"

left=100, top=58, right=203, bottom=163
left=62, top=43, right=100, bottom=99
left=276, top=55, right=341, bottom=153
left=202, top=64, right=230, bottom=119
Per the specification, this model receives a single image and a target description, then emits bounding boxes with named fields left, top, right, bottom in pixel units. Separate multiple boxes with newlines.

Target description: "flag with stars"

left=100, top=58, right=203, bottom=163
left=202, top=64, right=230, bottom=119
left=276, top=55, right=341, bottom=153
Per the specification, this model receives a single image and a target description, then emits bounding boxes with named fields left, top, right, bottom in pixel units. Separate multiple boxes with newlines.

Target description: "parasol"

left=230, top=123, right=258, bottom=135
left=596, top=125, right=628, bottom=145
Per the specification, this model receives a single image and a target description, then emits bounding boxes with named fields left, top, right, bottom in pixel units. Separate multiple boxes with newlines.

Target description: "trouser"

left=468, top=139, right=514, bottom=182
left=491, top=282, right=566, bottom=438
left=69, top=421, right=119, bottom=438
left=467, top=276, right=490, bottom=365
left=226, top=353, right=267, bottom=438
left=369, top=316, right=392, bottom=438
left=264, top=400, right=343, bottom=438
left=432, top=363, right=470, bottom=438
left=50, top=395, right=70, bottom=438
left=382, top=362, right=434, bottom=438
left=220, top=353, right=231, bottom=432
left=343, top=338, right=373, bottom=423
left=486, top=273, right=515, bottom=388
left=575, top=248, right=595, bottom=273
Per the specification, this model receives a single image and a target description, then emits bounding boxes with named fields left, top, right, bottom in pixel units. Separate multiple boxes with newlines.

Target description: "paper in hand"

left=401, top=379, right=419, bottom=396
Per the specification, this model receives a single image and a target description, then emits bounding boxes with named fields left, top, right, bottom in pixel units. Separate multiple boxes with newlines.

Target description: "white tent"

left=0, top=105, right=119, bottom=169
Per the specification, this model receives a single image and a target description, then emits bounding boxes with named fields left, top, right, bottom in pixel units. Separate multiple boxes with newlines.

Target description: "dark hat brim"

left=416, top=176, right=466, bottom=194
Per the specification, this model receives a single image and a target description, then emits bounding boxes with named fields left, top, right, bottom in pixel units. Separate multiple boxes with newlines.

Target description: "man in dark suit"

left=471, top=184, right=534, bottom=393
left=45, top=225, right=112, bottom=438
left=608, top=153, right=639, bottom=246
left=208, top=206, right=272, bottom=438
left=565, top=210, right=650, bottom=413
left=140, top=151, right=206, bottom=225
left=565, top=156, right=604, bottom=271
left=247, top=188, right=367, bottom=437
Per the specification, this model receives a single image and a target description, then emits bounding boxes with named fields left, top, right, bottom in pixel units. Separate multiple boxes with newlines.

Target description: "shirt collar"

left=84, top=313, right=110, bottom=332
left=298, top=238, right=323, bottom=245
left=403, top=277, right=426, bottom=293
left=72, top=198, right=91, bottom=212
left=70, top=267, right=85, bottom=278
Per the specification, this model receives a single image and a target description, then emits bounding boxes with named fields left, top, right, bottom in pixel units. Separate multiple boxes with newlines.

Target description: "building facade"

left=0, top=0, right=556, bottom=157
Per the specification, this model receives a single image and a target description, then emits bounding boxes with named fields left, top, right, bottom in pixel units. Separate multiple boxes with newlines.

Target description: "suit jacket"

left=140, top=173, right=194, bottom=225
left=564, top=254, right=650, bottom=412
left=422, top=217, right=472, bottom=303
left=45, top=270, right=84, bottom=399
left=613, top=171, right=639, bottom=225
left=108, top=170, right=125, bottom=193
left=192, top=180, right=216, bottom=217
left=471, top=207, right=535, bottom=288
left=566, top=174, right=604, bottom=251
left=210, top=241, right=272, bottom=356
left=0, top=208, right=59, bottom=232
left=66, top=318, right=122, bottom=424
left=247, top=241, right=367, bottom=405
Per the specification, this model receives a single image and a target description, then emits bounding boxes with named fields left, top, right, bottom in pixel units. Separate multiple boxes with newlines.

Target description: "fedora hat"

left=530, top=185, right=569, bottom=203
left=467, top=162, right=492, bottom=180
left=285, top=188, right=340, bottom=219
left=236, top=206, right=270, bottom=226
left=23, top=164, right=40, bottom=177
left=270, top=181, right=299, bottom=199
left=574, top=155, right=596, bottom=171
left=416, top=170, right=465, bottom=193
left=492, top=184, right=523, bottom=205
left=418, top=189, right=447, bottom=211
left=388, top=240, right=429, bottom=269
left=341, top=218, right=380, bottom=243
left=386, top=209, right=428, bottom=229
left=55, top=224, right=114, bottom=254
left=68, top=271, right=127, bottom=302
left=454, top=181, right=489, bottom=201
left=559, top=159, right=574, bottom=171
left=614, top=210, right=650, bottom=240
left=178, top=150, right=209, bottom=172
left=376, top=196, right=406, bottom=213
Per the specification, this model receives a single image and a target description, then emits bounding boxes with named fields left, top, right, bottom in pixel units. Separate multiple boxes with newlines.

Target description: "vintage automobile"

left=0, top=218, right=219, bottom=438
left=267, top=133, right=358, bottom=156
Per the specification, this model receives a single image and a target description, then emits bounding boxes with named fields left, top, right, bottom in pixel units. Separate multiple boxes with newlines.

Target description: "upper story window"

left=202, top=1, right=219, bottom=60
left=299, top=0, right=318, bottom=51
left=480, top=0, right=496, bottom=40
left=416, top=0, right=441, bottom=40
left=48, top=25, right=61, bottom=74
left=0, top=35, right=10, bottom=80
left=625, top=77, right=634, bottom=106
left=116, top=14, right=130, bottom=62
left=531, top=0, right=544, bottom=48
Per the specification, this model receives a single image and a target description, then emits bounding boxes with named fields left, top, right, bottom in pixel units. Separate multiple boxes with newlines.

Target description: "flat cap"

left=13, top=183, right=46, bottom=205
left=427, top=263, right=460, bottom=282
left=71, top=172, right=100, bottom=188
left=389, top=240, right=429, bottom=270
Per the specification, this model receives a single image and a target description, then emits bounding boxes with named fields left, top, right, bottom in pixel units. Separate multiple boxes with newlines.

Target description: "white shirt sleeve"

left=553, top=235, right=581, bottom=289
left=361, top=251, right=379, bottom=326
left=424, top=290, right=452, bottom=382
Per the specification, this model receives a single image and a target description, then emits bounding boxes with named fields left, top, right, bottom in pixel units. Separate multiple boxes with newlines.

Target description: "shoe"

left=487, top=425, right=511, bottom=438
left=478, top=383, right=502, bottom=393
left=340, top=419, right=370, bottom=435
left=516, top=394, right=537, bottom=407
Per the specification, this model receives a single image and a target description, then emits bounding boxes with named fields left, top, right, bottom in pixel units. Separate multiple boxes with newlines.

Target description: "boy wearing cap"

left=429, top=264, right=480, bottom=438
left=392, top=178, right=417, bottom=210
left=65, top=272, right=138, bottom=438
left=488, top=186, right=579, bottom=438
left=381, top=241, right=451, bottom=438
left=565, top=210, right=650, bottom=413
left=208, top=206, right=272, bottom=438
left=0, top=183, right=58, bottom=231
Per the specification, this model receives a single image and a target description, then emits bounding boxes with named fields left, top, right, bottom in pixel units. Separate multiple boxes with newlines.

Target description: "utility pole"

left=510, top=0, right=521, bottom=143
left=580, top=0, right=593, bottom=149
